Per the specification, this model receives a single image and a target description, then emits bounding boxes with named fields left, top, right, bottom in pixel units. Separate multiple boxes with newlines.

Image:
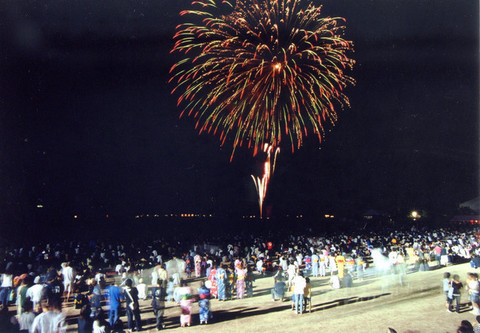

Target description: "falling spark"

left=251, top=144, right=280, bottom=218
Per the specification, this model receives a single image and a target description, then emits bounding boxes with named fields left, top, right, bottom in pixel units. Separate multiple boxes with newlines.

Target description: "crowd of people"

left=0, top=224, right=479, bottom=332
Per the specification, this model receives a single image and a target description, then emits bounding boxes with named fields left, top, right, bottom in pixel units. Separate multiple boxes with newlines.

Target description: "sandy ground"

left=58, top=262, right=477, bottom=333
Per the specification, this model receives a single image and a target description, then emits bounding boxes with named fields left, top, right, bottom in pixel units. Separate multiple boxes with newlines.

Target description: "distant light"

left=411, top=211, right=420, bottom=218
left=325, top=214, right=330, bottom=218
left=74, top=215, right=78, bottom=219
left=410, top=211, right=421, bottom=220
left=36, top=204, right=43, bottom=208
left=105, top=214, right=109, bottom=219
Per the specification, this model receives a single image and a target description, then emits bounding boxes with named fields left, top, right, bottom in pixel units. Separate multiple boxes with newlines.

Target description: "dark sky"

left=0, top=0, right=478, bottom=226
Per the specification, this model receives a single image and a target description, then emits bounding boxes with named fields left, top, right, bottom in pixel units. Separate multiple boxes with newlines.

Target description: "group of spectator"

left=0, top=224, right=479, bottom=331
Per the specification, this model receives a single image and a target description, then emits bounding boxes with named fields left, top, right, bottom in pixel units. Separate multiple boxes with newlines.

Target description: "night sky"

left=0, top=0, right=478, bottom=229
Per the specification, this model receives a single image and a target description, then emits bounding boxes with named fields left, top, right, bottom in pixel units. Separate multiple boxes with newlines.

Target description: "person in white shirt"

left=61, top=262, right=75, bottom=302
left=467, top=272, right=480, bottom=315
left=0, top=268, right=13, bottom=308
left=292, top=272, right=306, bottom=314
left=311, top=252, right=319, bottom=277
left=26, top=277, right=44, bottom=313
left=31, top=294, right=67, bottom=333
left=287, top=261, right=296, bottom=290
left=137, top=278, right=148, bottom=300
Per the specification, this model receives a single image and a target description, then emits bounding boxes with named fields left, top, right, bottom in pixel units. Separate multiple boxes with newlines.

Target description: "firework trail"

left=170, top=0, right=355, bottom=160
left=251, top=144, right=280, bottom=218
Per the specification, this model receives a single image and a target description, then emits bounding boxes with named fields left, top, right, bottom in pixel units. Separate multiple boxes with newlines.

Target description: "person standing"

left=335, top=253, right=346, bottom=279
left=292, top=272, right=306, bottom=314
left=271, top=276, right=286, bottom=301
left=26, top=276, right=44, bottom=313
left=106, top=281, right=124, bottom=329
left=88, top=279, right=103, bottom=320
left=304, top=277, right=312, bottom=313
left=61, top=262, right=75, bottom=302
left=443, top=272, right=452, bottom=311
left=16, top=298, right=36, bottom=333
left=176, top=284, right=193, bottom=327
left=207, top=265, right=218, bottom=299
left=16, top=275, right=30, bottom=317
left=467, top=273, right=480, bottom=315
left=194, top=254, right=202, bottom=278
left=287, top=261, right=296, bottom=291
left=448, top=274, right=463, bottom=313
left=123, top=278, right=142, bottom=332
left=31, top=293, right=67, bottom=333
left=311, top=251, right=319, bottom=278
left=0, top=267, right=13, bottom=309
left=245, top=266, right=255, bottom=298
left=44, top=268, right=64, bottom=308
left=77, top=305, right=93, bottom=333
left=319, top=250, right=328, bottom=277
left=215, top=264, right=227, bottom=301
left=198, top=284, right=211, bottom=325
left=235, top=263, right=247, bottom=299
left=151, top=279, right=166, bottom=330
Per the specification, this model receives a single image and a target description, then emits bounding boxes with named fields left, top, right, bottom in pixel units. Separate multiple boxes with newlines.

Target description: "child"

left=304, top=277, right=312, bottom=313
left=166, top=277, right=174, bottom=302
left=330, top=271, right=340, bottom=289
left=443, top=272, right=452, bottom=311
left=74, top=290, right=87, bottom=310
left=176, top=285, right=193, bottom=327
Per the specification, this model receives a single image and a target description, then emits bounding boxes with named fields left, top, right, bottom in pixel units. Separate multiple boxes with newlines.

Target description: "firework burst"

left=170, top=0, right=355, bottom=160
